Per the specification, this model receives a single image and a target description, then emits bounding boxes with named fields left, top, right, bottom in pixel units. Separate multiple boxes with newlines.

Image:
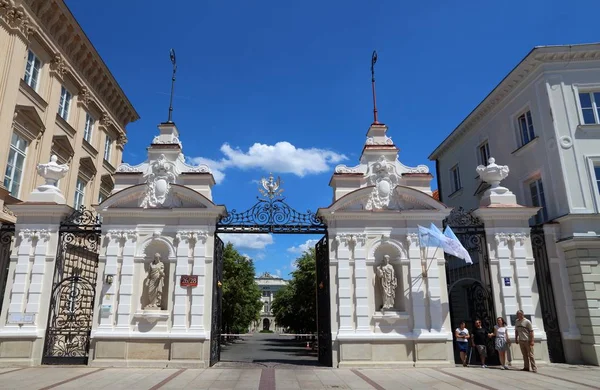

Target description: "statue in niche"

left=144, top=253, right=165, bottom=309
left=376, top=255, right=397, bottom=310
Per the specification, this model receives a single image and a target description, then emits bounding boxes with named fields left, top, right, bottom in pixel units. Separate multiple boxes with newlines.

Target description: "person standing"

left=515, top=310, right=536, bottom=372
left=490, top=317, right=510, bottom=369
left=455, top=321, right=470, bottom=367
left=472, top=319, right=488, bottom=368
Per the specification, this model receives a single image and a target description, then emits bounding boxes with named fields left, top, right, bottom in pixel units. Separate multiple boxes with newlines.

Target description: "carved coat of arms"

left=366, top=156, right=399, bottom=210
left=141, top=154, right=179, bottom=208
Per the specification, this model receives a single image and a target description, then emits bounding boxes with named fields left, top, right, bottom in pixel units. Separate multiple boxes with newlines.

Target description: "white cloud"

left=220, top=234, right=274, bottom=250
left=275, top=269, right=282, bottom=277
left=287, top=239, right=319, bottom=255
left=290, top=259, right=297, bottom=271
left=189, top=141, right=347, bottom=184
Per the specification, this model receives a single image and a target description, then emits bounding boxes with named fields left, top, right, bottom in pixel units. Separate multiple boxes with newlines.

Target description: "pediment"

left=98, top=183, right=218, bottom=210
left=327, top=185, right=447, bottom=212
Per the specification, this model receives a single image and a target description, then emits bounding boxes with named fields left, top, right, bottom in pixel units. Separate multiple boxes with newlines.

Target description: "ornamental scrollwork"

left=366, top=155, right=399, bottom=211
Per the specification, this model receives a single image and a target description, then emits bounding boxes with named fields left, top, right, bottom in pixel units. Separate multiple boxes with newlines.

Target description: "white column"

left=99, top=230, right=122, bottom=329
left=173, top=231, right=193, bottom=332
left=354, top=234, right=369, bottom=333
left=24, top=230, right=51, bottom=316
left=495, top=233, right=518, bottom=318
left=513, top=232, right=535, bottom=316
left=8, top=229, right=34, bottom=316
left=190, top=231, right=208, bottom=332
left=116, top=231, right=137, bottom=329
left=427, top=245, right=443, bottom=332
left=407, top=232, right=427, bottom=334
left=335, top=234, right=354, bottom=333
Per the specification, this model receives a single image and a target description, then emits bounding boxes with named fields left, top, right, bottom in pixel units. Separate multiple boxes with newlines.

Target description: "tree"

left=221, top=243, right=262, bottom=334
left=272, top=248, right=316, bottom=334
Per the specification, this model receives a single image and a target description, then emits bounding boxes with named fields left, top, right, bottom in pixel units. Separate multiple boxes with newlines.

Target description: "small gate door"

left=315, top=235, right=332, bottom=367
left=531, top=226, right=565, bottom=363
left=209, top=235, right=224, bottom=367
left=42, top=208, right=101, bottom=365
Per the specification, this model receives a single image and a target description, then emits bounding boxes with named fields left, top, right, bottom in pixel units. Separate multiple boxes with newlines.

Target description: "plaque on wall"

left=180, top=275, right=198, bottom=287
left=7, top=313, right=35, bottom=324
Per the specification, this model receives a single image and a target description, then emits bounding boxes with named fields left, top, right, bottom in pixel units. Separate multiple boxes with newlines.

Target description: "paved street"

left=0, top=364, right=600, bottom=389
left=218, top=332, right=319, bottom=367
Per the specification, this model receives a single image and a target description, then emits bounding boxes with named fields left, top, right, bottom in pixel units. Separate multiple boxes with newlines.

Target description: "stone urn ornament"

left=476, top=157, right=517, bottom=206
left=28, top=155, right=70, bottom=203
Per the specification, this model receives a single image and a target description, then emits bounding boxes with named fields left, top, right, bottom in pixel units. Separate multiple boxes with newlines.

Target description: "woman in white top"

left=489, top=317, right=511, bottom=369
left=455, top=321, right=470, bottom=367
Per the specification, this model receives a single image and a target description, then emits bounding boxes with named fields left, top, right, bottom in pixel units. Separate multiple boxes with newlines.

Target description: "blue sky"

left=68, top=0, right=598, bottom=277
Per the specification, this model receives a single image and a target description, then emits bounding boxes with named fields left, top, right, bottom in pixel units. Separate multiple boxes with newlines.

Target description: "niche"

left=372, top=242, right=404, bottom=312
left=140, top=239, right=170, bottom=311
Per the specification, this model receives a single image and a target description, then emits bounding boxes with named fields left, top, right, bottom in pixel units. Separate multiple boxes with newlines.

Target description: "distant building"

left=253, top=272, right=288, bottom=332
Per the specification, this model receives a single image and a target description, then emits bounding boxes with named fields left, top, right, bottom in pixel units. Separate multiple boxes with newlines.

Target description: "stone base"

left=90, top=339, right=207, bottom=368
left=581, top=344, right=600, bottom=366
left=0, top=338, right=42, bottom=366
left=337, top=339, right=453, bottom=367
left=27, top=186, right=66, bottom=204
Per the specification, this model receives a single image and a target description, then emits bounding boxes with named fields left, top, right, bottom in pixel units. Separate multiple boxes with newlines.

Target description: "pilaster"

left=173, top=230, right=193, bottom=332
left=115, top=230, right=137, bottom=329
left=335, top=234, right=355, bottom=333
left=407, top=232, right=427, bottom=334
left=24, top=230, right=51, bottom=317
left=190, top=231, right=208, bottom=332
left=494, top=233, right=518, bottom=318
left=352, top=234, right=368, bottom=333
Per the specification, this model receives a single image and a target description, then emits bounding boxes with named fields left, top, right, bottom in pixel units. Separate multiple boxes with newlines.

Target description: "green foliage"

left=272, top=248, right=316, bottom=334
left=221, top=243, right=263, bottom=334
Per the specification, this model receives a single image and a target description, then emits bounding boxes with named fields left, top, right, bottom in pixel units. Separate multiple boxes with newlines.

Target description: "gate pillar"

left=473, top=157, right=549, bottom=365
left=0, top=156, right=72, bottom=366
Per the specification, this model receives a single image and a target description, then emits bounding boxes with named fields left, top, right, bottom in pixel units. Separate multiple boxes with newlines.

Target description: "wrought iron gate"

left=209, top=235, right=224, bottom=367
left=42, top=207, right=101, bottom=365
left=444, top=208, right=497, bottom=365
left=531, top=226, right=565, bottom=363
left=0, top=223, right=15, bottom=315
left=315, top=234, right=332, bottom=367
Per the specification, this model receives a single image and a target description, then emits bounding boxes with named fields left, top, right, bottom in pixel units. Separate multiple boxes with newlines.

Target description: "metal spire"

left=167, top=48, right=177, bottom=123
left=370, top=50, right=379, bottom=125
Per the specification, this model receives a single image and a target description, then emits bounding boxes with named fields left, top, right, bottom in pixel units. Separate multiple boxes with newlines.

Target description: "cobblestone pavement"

left=0, top=364, right=600, bottom=389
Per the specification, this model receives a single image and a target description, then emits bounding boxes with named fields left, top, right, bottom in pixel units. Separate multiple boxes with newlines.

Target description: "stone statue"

left=376, top=255, right=397, bottom=310
left=144, top=253, right=165, bottom=309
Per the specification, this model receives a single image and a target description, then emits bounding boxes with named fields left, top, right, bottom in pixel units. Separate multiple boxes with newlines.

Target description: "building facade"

left=0, top=0, right=138, bottom=224
left=253, top=272, right=288, bottom=332
left=430, top=43, right=600, bottom=365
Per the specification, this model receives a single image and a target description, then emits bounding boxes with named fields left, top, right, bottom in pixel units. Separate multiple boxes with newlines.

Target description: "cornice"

left=0, top=0, right=36, bottom=41
left=21, top=0, right=139, bottom=130
left=429, top=44, right=600, bottom=161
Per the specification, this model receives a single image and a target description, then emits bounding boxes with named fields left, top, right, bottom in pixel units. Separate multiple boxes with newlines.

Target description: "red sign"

left=180, top=275, right=198, bottom=287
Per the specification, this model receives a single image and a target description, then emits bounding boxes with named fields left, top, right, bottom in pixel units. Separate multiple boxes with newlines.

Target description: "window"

left=103, top=135, right=112, bottom=162
left=579, top=92, right=600, bottom=125
left=517, top=111, right=535, bottom=147
left=3, top=133, right=28, bottom=197
left=450, top=165, right=461, bottom=193
left=478, top=141, right=490, bottom=166
left=83, top=113, right=94, bottom=143
left=74, top=177, right=86, bottom=210
left=529, top=178, right=548, bottom=225
left=23, top=50, right=42, bottom=91
left=594, top=165, right=600, bottom=195
left=58, top=86, right=72, bottom=120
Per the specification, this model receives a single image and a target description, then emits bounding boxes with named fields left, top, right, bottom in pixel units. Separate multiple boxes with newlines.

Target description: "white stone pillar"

left=8, top=230, right=34, bottom=317
left=353, top=234, right=369, bottom=333
left=494, top=233, right=518, bottom=318
left=99, top=230, right=123, bottom=329
left=116, top=231, right=137, bottom=329
left=512, top=232, right=535, bottom=317
left=173, top=231, right=193, bottom=332
left=190, top=231, right=208, bottom=332
left=407, top=232, right=427, bottom=334
left=427, top=242, right=444, bottom=332
left=24, top=230, right=51, bottom=316
left=335, top=234, right=354, bottom=334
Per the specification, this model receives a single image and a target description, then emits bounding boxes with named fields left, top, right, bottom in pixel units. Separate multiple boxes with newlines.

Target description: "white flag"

left=443, top=226, right=473, bottom=264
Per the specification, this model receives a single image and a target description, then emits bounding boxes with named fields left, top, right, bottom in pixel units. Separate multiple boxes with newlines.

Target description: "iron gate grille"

left=42, top=207, right=101, bottom=365
left=444, top=208, right=497, bottom=365
left=0, top=223, right=15, bottom=315
left=531, top=226, right=565, bottom=363
left=316, top=234, right=332, bottom=367
left=210, top=235, right=225, bottom=367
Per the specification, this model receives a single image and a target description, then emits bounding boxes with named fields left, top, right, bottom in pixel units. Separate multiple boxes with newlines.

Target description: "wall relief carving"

left=140, top=154, right=179, bottom=208
left=366, top=156, right=400, bottom=210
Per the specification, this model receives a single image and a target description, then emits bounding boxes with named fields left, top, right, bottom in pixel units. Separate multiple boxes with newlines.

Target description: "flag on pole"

left=418, top=225, right=442, bottom=248
left=443, top=226, right=473, bottom=264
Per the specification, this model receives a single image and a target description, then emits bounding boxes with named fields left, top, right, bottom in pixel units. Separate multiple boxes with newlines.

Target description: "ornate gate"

left=531, top=226, right=565, bottom=363
left=315, top=234, right=332, bottom=367
left=444, top=208, right=497, bottom=365
left=42, top=207, right=101, bottom=365
left=0, top=223, right=15, bottom=315
left=209, top=235, right=224, bottom=367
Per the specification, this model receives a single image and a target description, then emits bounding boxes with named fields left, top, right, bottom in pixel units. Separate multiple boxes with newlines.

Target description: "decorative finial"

left=167, top=48, right=177, bottom=123
left=258, top=173, right=284, bottom=200
left=476, top=157, right=518, bottom=206
left=371, top=50, right=380, bottom=125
